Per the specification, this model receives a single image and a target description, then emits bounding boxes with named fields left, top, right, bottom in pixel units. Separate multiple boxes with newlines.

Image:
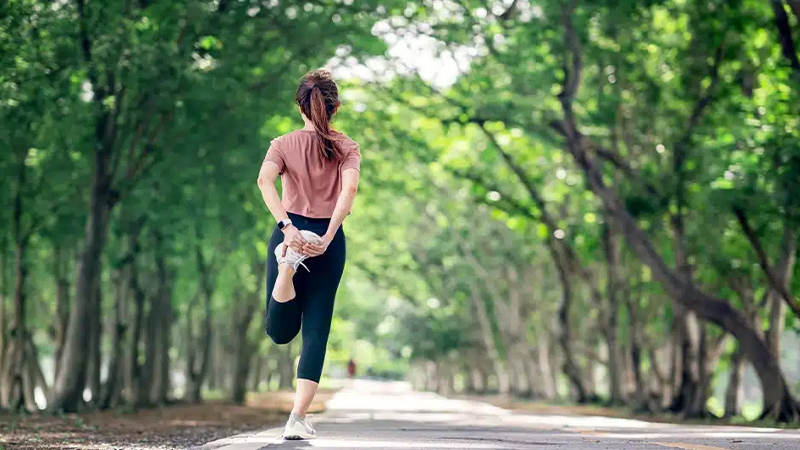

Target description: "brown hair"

left=296, top=69, right=343, bottom=161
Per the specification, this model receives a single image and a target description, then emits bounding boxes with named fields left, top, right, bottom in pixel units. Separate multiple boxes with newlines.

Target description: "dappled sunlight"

left=4, top=2, right=800, bottom=450
left=198, top=382, right=800, bottom=449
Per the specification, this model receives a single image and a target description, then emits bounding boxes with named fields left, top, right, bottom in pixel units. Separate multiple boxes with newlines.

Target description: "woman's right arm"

left=301, top=168, right=359, bottom=257
left=323, top=168, right=360, bottom=239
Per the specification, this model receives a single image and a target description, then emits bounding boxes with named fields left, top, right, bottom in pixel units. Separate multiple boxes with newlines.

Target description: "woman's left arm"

left=257, top=162, right=290, bottom=224
left=257, top=151, right=305, bottom=253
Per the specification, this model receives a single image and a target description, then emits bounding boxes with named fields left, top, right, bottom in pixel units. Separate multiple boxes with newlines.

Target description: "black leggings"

left=264, top=213, right=346, bottom=383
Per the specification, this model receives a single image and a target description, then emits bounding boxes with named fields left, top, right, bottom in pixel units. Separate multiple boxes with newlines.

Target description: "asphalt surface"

left=196, top=380, right=800, bottom=450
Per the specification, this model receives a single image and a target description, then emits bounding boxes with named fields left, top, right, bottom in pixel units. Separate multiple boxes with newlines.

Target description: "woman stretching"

left=256, top=69, right=360, bottom=440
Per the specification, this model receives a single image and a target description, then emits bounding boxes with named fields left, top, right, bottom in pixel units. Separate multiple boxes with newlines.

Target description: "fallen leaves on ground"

left=0, top=399, right=285, bottom=450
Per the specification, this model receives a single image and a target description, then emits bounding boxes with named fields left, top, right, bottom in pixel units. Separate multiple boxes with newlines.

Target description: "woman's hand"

left=302, top=234, right=332, bottom=257
left=281, top=225, right=306, bottom=256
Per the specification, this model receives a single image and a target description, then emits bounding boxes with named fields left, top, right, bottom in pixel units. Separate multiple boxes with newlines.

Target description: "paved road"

left=196, top=380, right=800, bottom=450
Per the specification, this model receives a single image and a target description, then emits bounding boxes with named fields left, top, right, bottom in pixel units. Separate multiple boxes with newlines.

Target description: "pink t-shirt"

left=263, top=129, right=360, bottom=219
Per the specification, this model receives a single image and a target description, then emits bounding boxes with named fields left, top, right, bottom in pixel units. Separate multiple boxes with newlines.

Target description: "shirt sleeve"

left=263, top=137, right=285, bottom=174
left=341, top=142, right=361, bottom=172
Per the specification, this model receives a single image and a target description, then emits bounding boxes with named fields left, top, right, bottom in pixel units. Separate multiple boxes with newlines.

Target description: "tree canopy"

left=1, top=0, right=800, bottom=424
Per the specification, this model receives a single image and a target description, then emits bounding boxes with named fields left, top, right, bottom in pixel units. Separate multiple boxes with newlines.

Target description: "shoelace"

left=294, top=260, right=310, bottom=272
left=299, top=417, right=315, bottom=434
left=277, top=246, right=311, bottom=272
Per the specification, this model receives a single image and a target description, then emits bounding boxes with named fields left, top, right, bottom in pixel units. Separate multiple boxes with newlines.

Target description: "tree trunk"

left=124, top=243, right=145, bottom=406
left=466, top=355, right=487, bottom=394
left=493, top=266, right=531, bottom=398
left=86, top=277, right=102, bottom=406
left=149, top=234, right=173, bottom=405
left=249, top=353, right=263, bottom=393
left=630, top=337, right=646, bottom=410
left=0, top=244, right=7, bottom=379
left=459, top=244, right=513, bottom=396
left=50, top=130, right=114, bottom=412
left=468, top=281, right=509, bottom=395
left=668, top=309, right=703, bottom=417
left=230, top=290, right=261, bottom=404
left=536, top=333, right=557, bottom=400
left=627, top=289, right=656, bottom=411
left=186, top=237, right=214, bottom=403
left=278, top=342, right=294, bottom=390
left=1, top=338, right=23, bottom=410
left=692, top=324, right=712, bottom=417
left=424, top=361, right=438, bottom=392
left=1, top=159, right=33, bottom=411
left=553, top=259, right=588, bottom=403
left=100, top=269, right=126, bottom=410
left=139, top=287, right=158, bottom=406
left=521, top=352, right=543, bottom=399
left=184, top=296, right=200, bottom=402
left=23, top=336, right=46, bottom=412
left=650, top=346, right=671, bottom=409
left=766, top=228, right=796, bottom=358
left=602, top=220, right=626, bottom=405
left=724, top=346, right=745, bottom=417
left=52, top=246, right=71, bottom=383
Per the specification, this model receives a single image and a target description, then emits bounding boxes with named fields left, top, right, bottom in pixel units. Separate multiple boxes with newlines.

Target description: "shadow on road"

left=198, top=380, right=800, bottom=450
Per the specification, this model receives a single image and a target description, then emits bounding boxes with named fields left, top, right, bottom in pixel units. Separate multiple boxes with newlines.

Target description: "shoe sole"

left=283, top=423, right=316, bottom=440
left=283, top=434, right=316, bottom=440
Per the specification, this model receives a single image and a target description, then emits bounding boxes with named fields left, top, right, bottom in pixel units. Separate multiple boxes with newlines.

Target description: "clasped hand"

left=282, top=226, right=331, bottom=257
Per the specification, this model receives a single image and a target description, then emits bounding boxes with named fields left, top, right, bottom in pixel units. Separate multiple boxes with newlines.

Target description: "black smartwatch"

left=278, top=219, right=293, bottom=230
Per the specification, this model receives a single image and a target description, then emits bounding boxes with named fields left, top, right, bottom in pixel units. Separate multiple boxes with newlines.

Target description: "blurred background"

left=1, top=0, right=800, bottom=426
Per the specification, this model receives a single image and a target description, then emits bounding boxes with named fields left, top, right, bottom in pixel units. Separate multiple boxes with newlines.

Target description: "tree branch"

left=770, top=0, right=800, bottom=88
left=76, top=0, right=99, bottom=91
left=447, top=168, right=541, bottom=221
left=732, top=206, right=800, bottom=318
left=560, top=0, right=581, bottom=101
left=788, top=0, right=800, bottom=24
left=477, top=124, right=556, bottom=228
left=674, top=37, right=726, bottom=175
left=589, top=140, right=663, bottom=198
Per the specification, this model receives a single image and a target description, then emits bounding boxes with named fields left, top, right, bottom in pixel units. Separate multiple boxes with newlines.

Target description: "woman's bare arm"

left=257, top=161, right=290, bottom=224
left=323, top=168, right=360, bottom=240
left=257, top=161, right=304, bottom=252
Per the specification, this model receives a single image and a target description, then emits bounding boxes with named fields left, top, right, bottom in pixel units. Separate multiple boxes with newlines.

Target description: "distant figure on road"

left=347, top=358, right=357, bottom=378
left=257, top=69, right=361, bottom=441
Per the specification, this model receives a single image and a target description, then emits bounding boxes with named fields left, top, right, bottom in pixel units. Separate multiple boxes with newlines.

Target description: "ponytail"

left=296, top=70, right=344, bottom=161
left=309, top=86, right=341, bottom=160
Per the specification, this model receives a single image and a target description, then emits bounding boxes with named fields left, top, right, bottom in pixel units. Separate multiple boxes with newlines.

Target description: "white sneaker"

left=282, top=412, right=317, bottom=440
left=274, top=230, right=323, bottom=272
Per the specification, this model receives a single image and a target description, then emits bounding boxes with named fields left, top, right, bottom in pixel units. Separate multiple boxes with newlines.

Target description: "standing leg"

left=291, top=230, right=345, bottom=416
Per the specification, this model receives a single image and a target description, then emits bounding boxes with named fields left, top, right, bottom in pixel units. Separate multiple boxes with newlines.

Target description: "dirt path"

left=0, top=390, right=335, bottom=450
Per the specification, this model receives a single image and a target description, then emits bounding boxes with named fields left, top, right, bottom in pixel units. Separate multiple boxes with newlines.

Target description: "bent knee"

left=266, top=326, right=295, bottom=345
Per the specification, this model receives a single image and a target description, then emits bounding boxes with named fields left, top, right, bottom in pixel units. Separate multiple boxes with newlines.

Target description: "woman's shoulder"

left=333, top=131, right=359, bottom=151
left=271, top=129, right=359, bottom=152
left=271, top=129, right=311, bottom=146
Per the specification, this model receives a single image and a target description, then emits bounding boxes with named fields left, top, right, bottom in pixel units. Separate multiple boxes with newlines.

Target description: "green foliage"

left=2, top=0, right=800, bottom=419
